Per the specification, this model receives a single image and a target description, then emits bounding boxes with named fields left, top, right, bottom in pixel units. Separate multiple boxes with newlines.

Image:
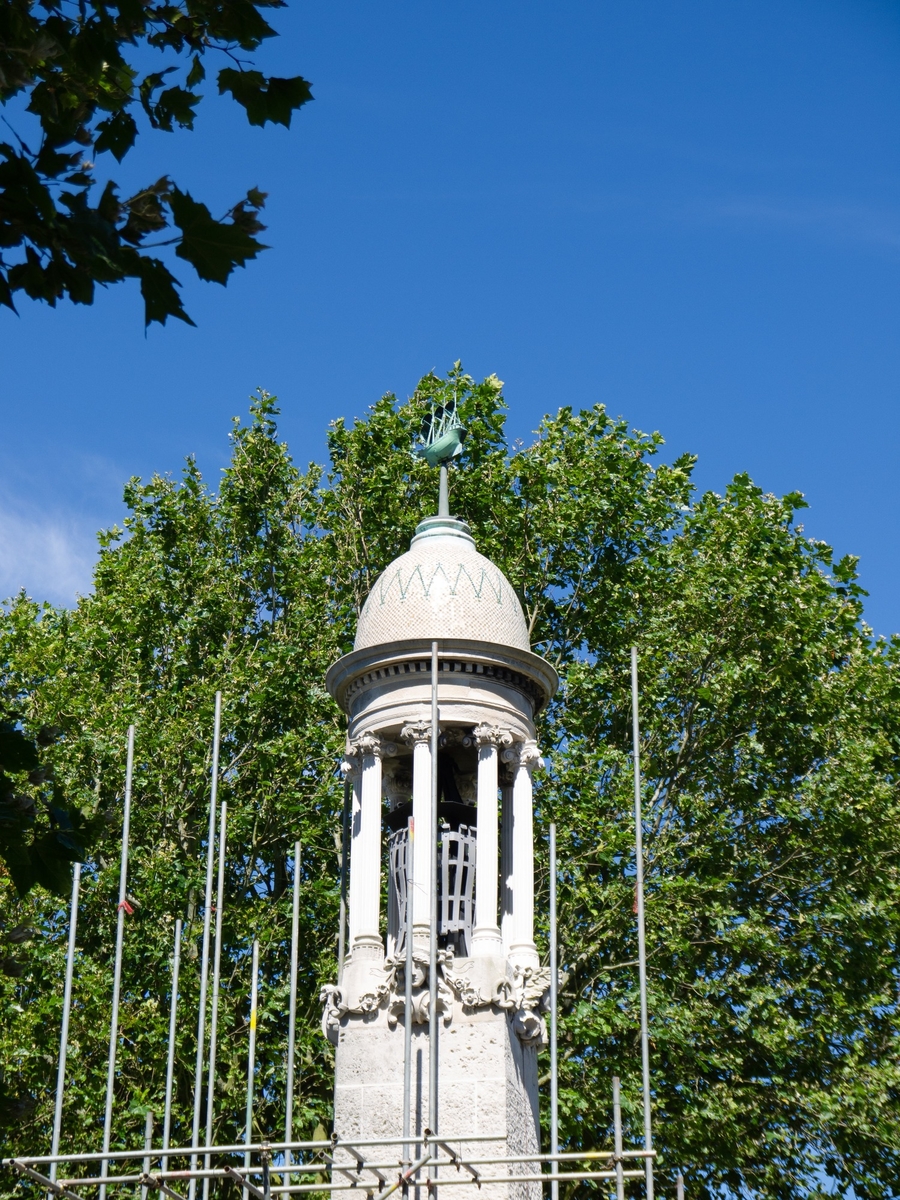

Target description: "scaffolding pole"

left=338, top=778, right=351, bottom=986
left=631, top=647, right=654, bottom=1200
left=549, top=824, right=559, bottom=1200
left=429, top=641, right=439, bottom=1138
left=139, top=1112, right=153, bottom=1200
left=284, top=840, right=301, bottom=1177
left=49, top=862, right=81, bottom=1195
left=99, top=725, right=135, bottom=1200
left=190, top=692, right=222, bottom=1200
left=612, top=1076, right=625, bottom=1200
left=203, top=800, right=228, bottom=1200
left=162, top=919, right=182, bottom=1156
left=402, top=815, right=414, bottom=1162
left=245, top=939, right=260, bottom=1181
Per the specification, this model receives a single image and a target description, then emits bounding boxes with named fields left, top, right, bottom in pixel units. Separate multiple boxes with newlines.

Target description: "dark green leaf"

left=0, top=725, right=40, bottom=774
left=136, top=255, right=195, bottom=327
left=156, top=86, right=201, bottom=131
left=94, top=111, right=138, bottom=161
left=218, top=68, right=312, bottom=127
left=0, top=272, right=17, bottom=313
left=170, top=186, right=267, bottom=284
left=186, top=55, right=205, bottom=87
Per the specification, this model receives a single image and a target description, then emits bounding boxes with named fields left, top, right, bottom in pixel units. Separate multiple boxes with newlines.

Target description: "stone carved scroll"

left=320, top=951, right=557, bottom=1046
left=510, top=965, right=553, bottom=1044
left=350, top=732, right=398, bottom=760
left=319, top=980, right=392, bottom=1042
left=465, top=723, right=515, bottom=750
left=500, top=739, right=545, bottom=772
left=399, top=720, right=431, bottom=747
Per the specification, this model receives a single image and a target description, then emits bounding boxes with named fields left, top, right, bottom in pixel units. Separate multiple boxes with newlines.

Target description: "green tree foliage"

left=0, top=0, right=312, bottom=325
left=1, top=367, right=898, bottom=1199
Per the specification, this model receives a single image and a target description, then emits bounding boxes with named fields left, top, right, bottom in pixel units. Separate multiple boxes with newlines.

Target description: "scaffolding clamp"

left=224, top=1166, right=265, bottom=1199
left=137, top=1172, right=185, bottom=1200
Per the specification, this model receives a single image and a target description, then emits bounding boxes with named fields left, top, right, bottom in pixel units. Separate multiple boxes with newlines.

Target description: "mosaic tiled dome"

left=353, top=516, right=530, bottom=652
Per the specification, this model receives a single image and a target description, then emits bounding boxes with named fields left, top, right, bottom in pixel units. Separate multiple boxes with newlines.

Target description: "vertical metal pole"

left=338, top=779, right=351, bottom=986
left=140, top=1111, right=153, bottom=1200
left=631, top=648, right=654, bottom=1200
left=284, top=840, right=301, bottom=1174
left=49, top=862, right=81, bottom=1192
left=549, top=824, right=559, bottom=1200
left=612, top=1076, right=625, bottom=1200
left=677, top=1173, right=685, bottom=1200
left=245, top=939, right=260, bottom=1174
left=203, top=800, right=228, bottom=1200
left=99, top=724, right=135, bottom=1200
left=162, top=920, right=182, bottom=1156
left=428, top=641, right=439, bottom=1137
left=402, top=815, right=415, bottom=1161
left=190, top=691, right=222, bottom=1200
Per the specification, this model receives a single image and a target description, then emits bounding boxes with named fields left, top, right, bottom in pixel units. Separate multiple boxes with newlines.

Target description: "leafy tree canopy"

left=0, top=0, right=312, bottom=325
left=1, top=366, right=898, bottom=1200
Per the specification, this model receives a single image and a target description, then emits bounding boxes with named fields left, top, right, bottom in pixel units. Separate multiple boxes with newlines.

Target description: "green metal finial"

left=416, top=397, right=467, bottom=469
left=414, top=394, right=467, bottom=518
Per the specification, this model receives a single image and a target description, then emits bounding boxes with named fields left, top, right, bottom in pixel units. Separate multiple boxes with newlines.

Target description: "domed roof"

left=354, top=516, right=531, bottom=653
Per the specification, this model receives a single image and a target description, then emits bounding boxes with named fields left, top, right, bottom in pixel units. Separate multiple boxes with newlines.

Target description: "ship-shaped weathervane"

left=415, top=392, right=467, bottom=468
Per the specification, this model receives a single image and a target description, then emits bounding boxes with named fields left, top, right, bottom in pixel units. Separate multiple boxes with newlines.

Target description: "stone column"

left=503, top=739, right=543, bottom=970
left=500, top=772, right=514, bottom=954
left=341, top=751, right=362, bottom=949
left=349, top=732, right=395, bottom=958
left=400, top=720, right=432, bottom=945
left=470, top=724, right=512, bottom=958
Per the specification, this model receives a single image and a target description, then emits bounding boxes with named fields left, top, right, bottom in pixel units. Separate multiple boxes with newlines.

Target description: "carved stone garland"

left=320, top=953, right=555, bottom=1047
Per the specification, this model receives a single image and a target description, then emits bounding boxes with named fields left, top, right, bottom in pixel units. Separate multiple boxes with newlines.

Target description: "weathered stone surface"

left=333, top=996, right=541, bottom=1200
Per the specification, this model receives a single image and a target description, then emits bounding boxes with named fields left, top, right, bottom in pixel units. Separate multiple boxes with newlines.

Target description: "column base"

left=351, top=935, right=385, bottom=960
left=470, top=925, right=503, bottom=957
left=507, top=941, right=540, bottom=971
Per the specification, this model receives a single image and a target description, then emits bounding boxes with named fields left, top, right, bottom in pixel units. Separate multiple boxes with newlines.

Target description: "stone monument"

left=321, top=400, right=558, bottom=1197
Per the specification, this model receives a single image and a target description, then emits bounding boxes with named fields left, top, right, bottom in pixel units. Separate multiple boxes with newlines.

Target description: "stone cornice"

left=325, top=638, right=559, bottom=717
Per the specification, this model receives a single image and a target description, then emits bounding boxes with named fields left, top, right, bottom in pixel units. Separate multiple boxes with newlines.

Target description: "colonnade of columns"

left=342, top=724, right=543, bottom=969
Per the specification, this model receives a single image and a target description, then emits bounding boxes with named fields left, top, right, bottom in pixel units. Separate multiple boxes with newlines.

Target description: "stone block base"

left=331, top=963, right=541, bottom=1200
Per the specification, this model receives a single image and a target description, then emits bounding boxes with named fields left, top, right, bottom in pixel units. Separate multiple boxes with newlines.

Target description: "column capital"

left=400, top=720, right=432, bottom=746
left=501, top=738, right=544, bottom=772
left=467, top=722, right=515, bottom=749
left=350, top=732, right=398, bottom=761
left=340, top=753, right=360, bottom=779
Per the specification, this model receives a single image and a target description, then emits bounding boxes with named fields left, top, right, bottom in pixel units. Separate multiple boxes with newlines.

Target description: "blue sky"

left=3, top=0, right=900, bottom=634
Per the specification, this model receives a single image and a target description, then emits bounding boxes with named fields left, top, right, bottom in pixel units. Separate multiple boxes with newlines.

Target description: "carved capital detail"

left=383, top=768, right=411, bottom=807
left=339, top=753, right=359, bottom=780
left=350, top=732, right=398, bottom=761
left=500, top=739, right=544, bottom=772
left=519, top=739, right=544, bottom=772
left=467, top=723, right=515, bottom=750
left=400, top=720, right=432, bottom=746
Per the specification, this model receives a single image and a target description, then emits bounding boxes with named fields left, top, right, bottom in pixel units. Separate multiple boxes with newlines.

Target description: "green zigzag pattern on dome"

left=376, top=561, right=505, bottom=606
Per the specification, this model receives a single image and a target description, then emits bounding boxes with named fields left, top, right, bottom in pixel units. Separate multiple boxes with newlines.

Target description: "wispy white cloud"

left=688, top=195, right=900, bottom=252
left=0, top=502, right=99, bottom=608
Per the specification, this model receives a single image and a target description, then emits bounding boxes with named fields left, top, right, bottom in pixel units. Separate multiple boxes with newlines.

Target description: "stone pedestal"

left=322, top=954, right=552, bottom=1200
